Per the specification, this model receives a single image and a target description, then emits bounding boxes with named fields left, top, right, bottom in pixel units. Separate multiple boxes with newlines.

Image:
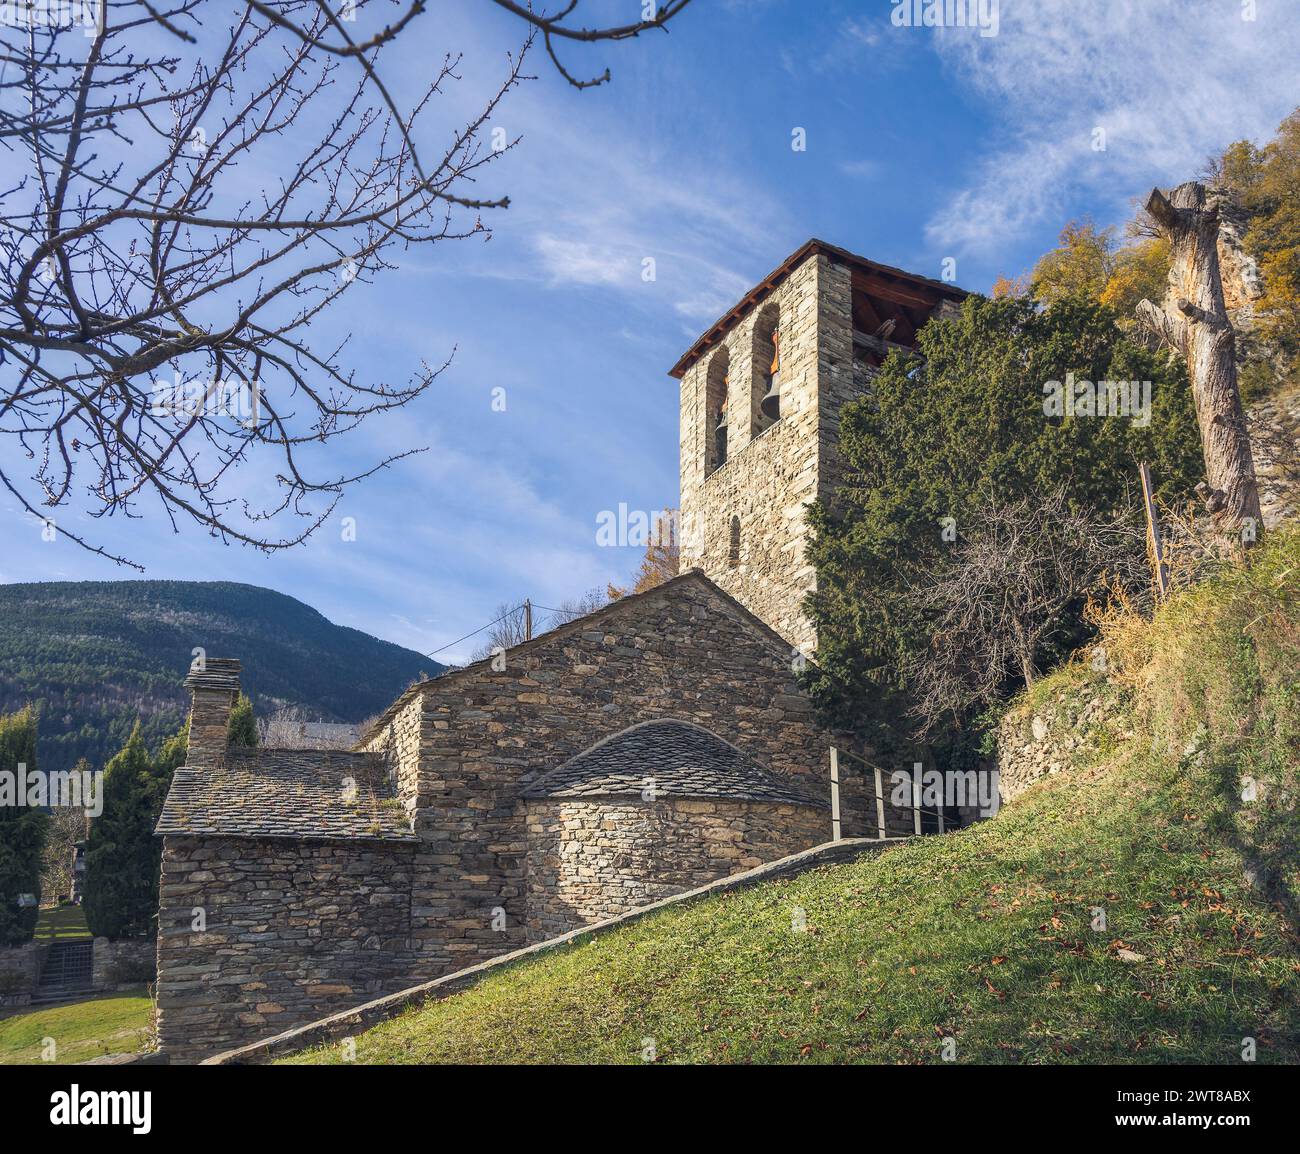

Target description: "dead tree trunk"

left=1137, top=181, right=1263, bottom=543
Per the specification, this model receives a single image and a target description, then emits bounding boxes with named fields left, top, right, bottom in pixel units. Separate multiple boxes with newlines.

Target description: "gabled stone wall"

left=362, top=573, right=885, bottom=978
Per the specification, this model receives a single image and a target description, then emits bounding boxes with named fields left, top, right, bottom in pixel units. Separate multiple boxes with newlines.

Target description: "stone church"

left=153, top=239, right=966, bottom=1061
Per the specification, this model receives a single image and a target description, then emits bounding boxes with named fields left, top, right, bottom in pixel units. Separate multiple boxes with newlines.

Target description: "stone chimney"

left=184, top=657, right=241, bottom=766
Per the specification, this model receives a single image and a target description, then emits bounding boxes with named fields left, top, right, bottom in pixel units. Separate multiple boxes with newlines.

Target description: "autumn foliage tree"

left=1214, top=110, right=1300, bottom=379
left=608, top=508, right=681, bottom=598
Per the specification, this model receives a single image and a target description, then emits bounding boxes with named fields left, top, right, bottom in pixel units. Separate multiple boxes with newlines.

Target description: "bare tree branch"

left=1, top=1, right=692, bottom=564
left=903, top=487, right=1149, bottom=735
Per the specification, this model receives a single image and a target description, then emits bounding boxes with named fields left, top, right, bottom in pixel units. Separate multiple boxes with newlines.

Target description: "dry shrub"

left=1089, top=525, right=1300, bottom=756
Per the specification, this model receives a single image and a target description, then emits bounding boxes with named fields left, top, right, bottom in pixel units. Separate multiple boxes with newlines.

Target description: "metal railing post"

left=874, top=766, right=886, bottom=840
left=829, top=747, right=842, bottom=843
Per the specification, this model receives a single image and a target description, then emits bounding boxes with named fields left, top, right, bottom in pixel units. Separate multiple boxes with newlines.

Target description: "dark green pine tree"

left=83, top=724, right=161, bottom=939
left=226, top=693, right=257, bottom=748
left=0, top=706, right=47, bottom=945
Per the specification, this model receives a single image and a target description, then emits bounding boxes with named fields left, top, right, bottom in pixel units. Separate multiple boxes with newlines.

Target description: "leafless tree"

left=546, top=586, right=607, bottom=624
left=466, top=586, right=608, bottom=661
left=257, top=702, right=356, bottom=748
left=40, top=787, right=88, bottom=904
left=1, top=1, right=693, bottom=567
left=904, top=488, right=1149, bottom=734
left=470, top=598, right=529, bottom=660
left=1137, top=182, right=1263, bottom=539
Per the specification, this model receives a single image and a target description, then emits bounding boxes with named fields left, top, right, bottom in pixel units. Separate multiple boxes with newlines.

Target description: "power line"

left=424, top=593, right=607, bottom=660
left=424, top=603, right=525, bottom=658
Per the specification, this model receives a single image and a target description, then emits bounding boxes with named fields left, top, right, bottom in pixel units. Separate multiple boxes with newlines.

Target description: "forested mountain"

left=0, top=581, right=443, bottom=774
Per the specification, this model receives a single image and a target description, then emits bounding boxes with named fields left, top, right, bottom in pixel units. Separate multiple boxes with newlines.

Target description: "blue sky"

left=4, top=0, right=1299, bottom=663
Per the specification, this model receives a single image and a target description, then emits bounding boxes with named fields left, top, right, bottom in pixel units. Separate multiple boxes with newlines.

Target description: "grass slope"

left=0, top=992, right=153, bottom=1065
left=0, top=580, right=444, bottom=774
left=286, top=533, right=1300, bottom=1066
left=33, top=906, right=91, bottom=942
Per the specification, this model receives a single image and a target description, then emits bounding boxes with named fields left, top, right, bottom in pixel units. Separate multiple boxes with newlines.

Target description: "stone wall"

left=363, top=687, right=425, bottom=824
left=92, top=937, right=156, bottom=992
left=678, top=253, right=837, bottom=655
left=994, top=672, right=1123, bottom=804
left=0, top=935, right=156, bottom=1006
left=0, top=942, right=46, bottom=1007
left=523, top=797, right=830, bottom=941
left=155, top=835, right=420, bottom=1063
left=207, top=836, right=902, bottom=1065
left=362, top=572, right=891, bottom=980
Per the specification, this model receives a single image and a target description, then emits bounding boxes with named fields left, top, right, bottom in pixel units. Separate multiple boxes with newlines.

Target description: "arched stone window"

left=704, top=348, right=730, bottom=476
left=751, top=302, right=781, bottom=434
left=728, top=515, right=741, bottom=567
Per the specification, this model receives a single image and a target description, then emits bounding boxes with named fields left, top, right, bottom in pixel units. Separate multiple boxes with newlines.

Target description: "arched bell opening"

left=704, top=347, right=730, bottom=476
left=752, top=302, right=781, bottom=434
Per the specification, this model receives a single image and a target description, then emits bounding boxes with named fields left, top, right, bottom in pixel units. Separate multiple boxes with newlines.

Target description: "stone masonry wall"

left=0, top=942, right=46, bottom=1007
left=92, top=937, right=156, bottom=991
left=679, top=253, right=826, bottom=655
left=524, top=797, right=829, bottom=941
left=155, top=835, right=419, bottom=1063
left=678, top=252, right=868, bottom=656
left=362, top=573, right=889, bottom=981
left=995, top=672, right=1125, bottom=805
left=363, top=688, right=425, bottom=825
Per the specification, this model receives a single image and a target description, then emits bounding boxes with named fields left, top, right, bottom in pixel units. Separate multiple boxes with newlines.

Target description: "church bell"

left=760, top=331, right=781, bottom=422
left=759, top=373, right=781, bottom=422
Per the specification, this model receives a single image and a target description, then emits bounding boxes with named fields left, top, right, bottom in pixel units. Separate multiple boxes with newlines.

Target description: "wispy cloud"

left=923, top=0, right=1300, bottom=256
left=839, top=158, right=881, bottom=181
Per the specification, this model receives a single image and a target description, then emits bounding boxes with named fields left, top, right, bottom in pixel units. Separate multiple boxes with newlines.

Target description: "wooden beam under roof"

left=668, top=238, right=966, bottom=379
left=850, top=267, right=948, bottom=311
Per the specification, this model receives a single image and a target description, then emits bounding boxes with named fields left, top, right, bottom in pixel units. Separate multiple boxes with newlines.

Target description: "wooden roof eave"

left=668, top=238, right=967, bottom=380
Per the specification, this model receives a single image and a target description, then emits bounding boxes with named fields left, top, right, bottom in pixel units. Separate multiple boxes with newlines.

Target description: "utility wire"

left=424, top=603, right=525, bottom=658
left=423, top=597, right=581, bottom=659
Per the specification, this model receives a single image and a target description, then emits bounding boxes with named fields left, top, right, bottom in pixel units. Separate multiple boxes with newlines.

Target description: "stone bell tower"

left=670, top=239, right=965, bottom=654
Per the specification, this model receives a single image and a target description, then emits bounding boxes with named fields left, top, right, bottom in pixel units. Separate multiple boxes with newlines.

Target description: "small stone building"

left=155, top=733, right=423, bottom=1060
left=155, top=574, right=902, bottom=1060
left=153, top=239, right=961, bottom=1061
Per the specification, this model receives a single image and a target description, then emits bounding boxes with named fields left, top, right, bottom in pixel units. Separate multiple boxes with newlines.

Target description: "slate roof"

left=154, top=747, right=415, bottom=842
left=522, top=719, right=827, bottom=808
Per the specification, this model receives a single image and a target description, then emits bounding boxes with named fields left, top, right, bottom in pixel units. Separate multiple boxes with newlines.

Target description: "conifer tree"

left=227, top=694, right=258, bottom=749
left=805, top=294, right=1205, bottom=759
left=0, top=706, right=46, bottom=945
left=83, top=724, right=158, bottom=939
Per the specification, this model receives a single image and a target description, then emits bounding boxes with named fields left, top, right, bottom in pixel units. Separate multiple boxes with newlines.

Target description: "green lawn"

left=283, top=745, right=1300, bottom=1065
left=0, top=991, right=154, bottom=1065
left=283, top=532, right=1300, bottom=1067
left=33, top=905, right=92, bottom=942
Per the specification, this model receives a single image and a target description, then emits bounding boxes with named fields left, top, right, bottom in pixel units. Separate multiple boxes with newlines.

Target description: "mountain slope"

left=283, top=531, right=1300, bottom=1066
left=0, top=581, right=444, bottom=774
